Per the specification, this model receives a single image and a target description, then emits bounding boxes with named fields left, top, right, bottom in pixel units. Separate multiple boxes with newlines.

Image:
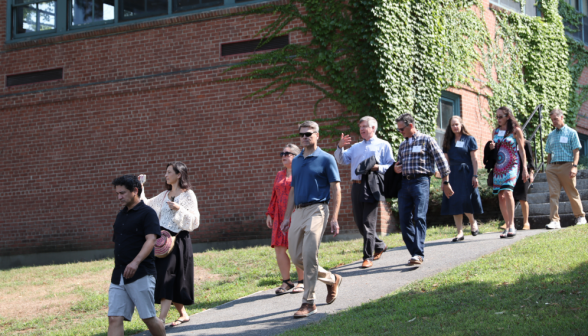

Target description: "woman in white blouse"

left=139, top=162, right=200, bottom=327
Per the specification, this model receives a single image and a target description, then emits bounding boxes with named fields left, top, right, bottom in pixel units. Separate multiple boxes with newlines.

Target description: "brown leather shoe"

left=373, top=245, right=387, bottom=260
left=293, top=303, right=317, bottom=318
left=326, top=274, right=343, bottom=304
left=361, top=259, right=373, bottom=268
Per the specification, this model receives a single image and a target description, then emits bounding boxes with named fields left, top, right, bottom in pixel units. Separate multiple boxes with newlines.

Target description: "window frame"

left=579, top=133, right=588, bottom=156
left=435, top=91, right=461, bottom=147
left=489, top=0, right=538, bottom=16
left=6, top=0, right=270, bottom=42
left=562, top=0, right=588, bottom=46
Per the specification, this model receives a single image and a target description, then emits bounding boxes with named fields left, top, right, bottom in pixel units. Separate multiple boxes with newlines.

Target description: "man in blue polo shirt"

left=545, top=108, right=586, bottom=229
left=281, top=121, right=344, bottom=318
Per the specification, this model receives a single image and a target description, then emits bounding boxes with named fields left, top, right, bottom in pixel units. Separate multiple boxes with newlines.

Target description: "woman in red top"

left=266, top=143, right=304, bottom=295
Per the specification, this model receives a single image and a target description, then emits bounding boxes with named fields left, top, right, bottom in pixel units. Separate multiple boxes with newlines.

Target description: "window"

left=490, top=0, right=538, bottom=16
left=562, top=0, right=588, bottom=45
left=12, top=0, right=57, bottom=36
left=579, top=133, right=588, bottom=156
left=435, top=91, right=461, bottom=147
left=7, top=0, right=271, bottom=41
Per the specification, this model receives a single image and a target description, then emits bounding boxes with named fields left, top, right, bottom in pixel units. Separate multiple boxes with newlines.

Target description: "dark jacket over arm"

left=384, top=162, right=402, bottom=199
left=355, top=156, right=386, bottom=202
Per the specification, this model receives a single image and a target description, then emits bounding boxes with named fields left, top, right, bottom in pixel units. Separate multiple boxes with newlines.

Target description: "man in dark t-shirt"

left=108, top=175, right=165, bottom=336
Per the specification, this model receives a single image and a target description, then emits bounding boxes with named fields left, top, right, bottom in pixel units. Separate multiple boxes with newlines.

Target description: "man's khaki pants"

left=546, top=162, right=585, bottom=221
left=289, top=203, right=336, bottom=304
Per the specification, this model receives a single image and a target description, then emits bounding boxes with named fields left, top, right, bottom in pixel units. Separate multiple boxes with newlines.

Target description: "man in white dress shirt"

left=335, top=116, right=395, bottom=268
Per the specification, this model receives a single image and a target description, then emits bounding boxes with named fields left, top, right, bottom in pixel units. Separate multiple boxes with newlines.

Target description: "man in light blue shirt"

left=545, top=108, right=586, bottom=229
left=335, top=116, right=395, bottom=268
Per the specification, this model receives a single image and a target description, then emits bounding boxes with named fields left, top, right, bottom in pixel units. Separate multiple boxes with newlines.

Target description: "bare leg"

left=499, top=190, right=515, bottom=229
left=520, top=200, right=530, bottom=229
left=453, top=214, right=464, bottom=238
left=173, top=302, right=190, bottom=321
left=296, top=266, right=304, bottom=282
left=275, top=246, right=292, bottom=281
left=142, top=317, right=166, bottom=336
left=159, top=299, right=173, bottom=323
left=108, top=316, right=124, bottom=336
left=464, top=213, right=477, bottom=230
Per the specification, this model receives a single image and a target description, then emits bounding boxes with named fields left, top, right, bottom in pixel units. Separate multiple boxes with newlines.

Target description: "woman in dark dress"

left=441, top=116, right=483, bottom=241
left=139, top=162, right=200, bottom=327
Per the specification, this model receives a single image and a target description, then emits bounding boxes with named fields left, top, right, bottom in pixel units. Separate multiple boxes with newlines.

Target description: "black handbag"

left=487, top=169, right=494, bottom=187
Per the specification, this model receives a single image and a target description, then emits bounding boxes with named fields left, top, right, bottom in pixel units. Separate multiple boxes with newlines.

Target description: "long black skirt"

left=154, top=229, right=194, bottom=305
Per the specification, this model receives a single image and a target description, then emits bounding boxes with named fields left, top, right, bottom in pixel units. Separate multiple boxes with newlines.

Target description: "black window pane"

left=119, top=0, right=168, bottom=21
left=72, top=0, right=115, bottom=25
left=584, top=17, right=588, bottom=44
left=14, top=1, right=56, bottom=34
left=173, top=0, right=223, bottom=12
left=235, top=0, right=255, bottom=3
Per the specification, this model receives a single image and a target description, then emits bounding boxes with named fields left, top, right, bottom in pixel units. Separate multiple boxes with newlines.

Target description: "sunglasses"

left=496, top=115, right=506, bottom=119
left=396, top=126, right=407, bottom=132
left=280, top=152, right=295, bottom=157
left=299, top=132, right=316, bottom=138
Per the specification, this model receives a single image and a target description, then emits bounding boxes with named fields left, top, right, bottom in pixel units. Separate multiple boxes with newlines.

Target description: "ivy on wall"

left=225, top=0, right=487, bottom=148
left=226, top=0, right=582, bottom=144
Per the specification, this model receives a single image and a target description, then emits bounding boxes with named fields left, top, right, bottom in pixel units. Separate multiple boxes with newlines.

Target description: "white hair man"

left=335, top=116, right=395, bottom=268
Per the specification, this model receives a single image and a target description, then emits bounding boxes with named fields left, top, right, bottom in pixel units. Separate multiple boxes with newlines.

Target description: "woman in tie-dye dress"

left=490, top=107, right=528, bottom=239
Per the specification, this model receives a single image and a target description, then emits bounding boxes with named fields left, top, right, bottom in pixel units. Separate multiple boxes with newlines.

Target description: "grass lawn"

left=283, top=225, right=588, bottom=336
left=0, top=220, right=500, bottom=335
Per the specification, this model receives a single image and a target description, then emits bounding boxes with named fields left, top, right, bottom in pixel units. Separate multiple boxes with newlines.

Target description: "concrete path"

left=136, top=229, right=545, bottom=336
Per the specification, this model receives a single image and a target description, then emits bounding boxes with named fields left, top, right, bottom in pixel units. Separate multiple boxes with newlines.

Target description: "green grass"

left=283, top=226, right=588, bottom=336
left=0, top=221, right=501, bottom=335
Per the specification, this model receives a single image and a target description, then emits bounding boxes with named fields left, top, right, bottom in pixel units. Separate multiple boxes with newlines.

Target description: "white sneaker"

left=575, top=217, right=587, bottom=225
left=546, top=221, right=561, bottom=229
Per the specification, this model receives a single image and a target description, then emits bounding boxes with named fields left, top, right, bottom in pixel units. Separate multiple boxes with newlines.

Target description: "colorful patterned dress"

left=266, top=169, right=292, bottom=248
left=492, top=128, right=520, bottom=194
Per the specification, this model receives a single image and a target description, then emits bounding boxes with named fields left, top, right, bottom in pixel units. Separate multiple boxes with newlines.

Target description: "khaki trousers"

left=546, top=162, right=585, bottom=221
left=288, top=203, right=336, bottom=303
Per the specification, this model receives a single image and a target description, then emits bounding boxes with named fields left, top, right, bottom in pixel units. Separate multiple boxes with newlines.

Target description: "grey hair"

left=395, top=113, right=415, bottom=127
left=299, top=121, right=319, bottom=133
left=359, top=116, right=378, bottom=131
left=284, top=143, right=301, bottom=155
left=549, top=108, right=564, bottom=117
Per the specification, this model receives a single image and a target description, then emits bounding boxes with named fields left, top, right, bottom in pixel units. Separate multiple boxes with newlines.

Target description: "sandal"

left=292, top=280, right=304, bottom=294
left=275, top=279, right=295, bottom=295
left=507, top=227, right=517, bottom=237
left=171, top=318, right=190, bottom=327
left=500, top=229, right=508, bottom=239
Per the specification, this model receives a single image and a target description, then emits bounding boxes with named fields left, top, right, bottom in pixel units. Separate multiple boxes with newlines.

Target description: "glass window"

left=118, top=0, right=168, bottom=21
left=435, top=92, right=461, bottom=147
left=71, top=0, right=115, bottom=26
left=173, top=0, right=223, bottom=13
left=13, top=1, right=56, bottom=34
left=490, top=0, right=522, bottom=13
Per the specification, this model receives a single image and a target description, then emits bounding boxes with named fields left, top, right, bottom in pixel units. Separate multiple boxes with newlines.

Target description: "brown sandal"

left=292, top=280, right=304, bottom=293
left=275, top=279, right=295, bottom=295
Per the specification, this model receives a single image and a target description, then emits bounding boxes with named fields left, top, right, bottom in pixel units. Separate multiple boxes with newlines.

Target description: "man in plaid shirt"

left=545, top=108, right=586, bottom=229
left=393, top=113, right=452, bottom=266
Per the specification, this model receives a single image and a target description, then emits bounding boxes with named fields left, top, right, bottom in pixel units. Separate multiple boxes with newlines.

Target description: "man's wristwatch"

left=443, top=181, right=450, bottom=185
left=473, top=175, right=478, bottom=178
left=573, top=164, right=578, bottom=167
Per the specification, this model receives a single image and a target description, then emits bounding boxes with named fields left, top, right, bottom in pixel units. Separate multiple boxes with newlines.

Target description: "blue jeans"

left=398, top=176, right=430, bottom=259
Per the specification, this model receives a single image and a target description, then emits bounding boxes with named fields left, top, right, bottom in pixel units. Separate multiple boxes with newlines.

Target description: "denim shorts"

left=108, top=275, right=156, bottom=321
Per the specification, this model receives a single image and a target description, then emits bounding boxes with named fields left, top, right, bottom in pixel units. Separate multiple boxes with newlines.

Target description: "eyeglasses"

left=280, top=152, right=295, bottom=157
left=396, top=126, right=407, bottom=132
left=299, top=132, right=316, bottom=138
left=496, top=115, right=505, bottom=119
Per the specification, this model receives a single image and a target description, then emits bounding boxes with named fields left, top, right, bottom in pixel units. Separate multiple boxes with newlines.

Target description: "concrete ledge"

left=0, top=233, right=364, bottom=270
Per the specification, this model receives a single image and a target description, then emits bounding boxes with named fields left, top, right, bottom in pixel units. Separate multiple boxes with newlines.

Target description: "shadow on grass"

left=284, top=261, right=588, bottom=335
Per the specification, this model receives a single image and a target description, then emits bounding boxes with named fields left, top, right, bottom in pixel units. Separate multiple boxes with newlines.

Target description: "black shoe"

left=471, top=229, right=479, bottom=236
left=452, top=236, right=464, bottom=242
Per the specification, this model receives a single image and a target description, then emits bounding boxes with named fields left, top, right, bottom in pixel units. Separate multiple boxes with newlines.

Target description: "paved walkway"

left=136, top=229, right=545, bottom=336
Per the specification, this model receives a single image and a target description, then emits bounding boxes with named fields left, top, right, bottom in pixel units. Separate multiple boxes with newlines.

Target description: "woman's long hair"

left=442, top=116, right=471, bottom=152
left=165, top=161, right=191, bottom=191
left=496, top=106, right=521, bottom=137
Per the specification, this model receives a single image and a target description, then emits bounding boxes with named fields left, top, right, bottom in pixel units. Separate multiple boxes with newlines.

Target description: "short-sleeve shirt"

left=291, top=147, right=341, bottom=205
left=111, top=200, right=161, bottom=285
left=443, top=134, right=478, bottom=167
left=545, top=125, right=582, bottom=163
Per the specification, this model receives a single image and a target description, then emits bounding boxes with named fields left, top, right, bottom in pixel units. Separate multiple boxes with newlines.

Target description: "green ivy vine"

left=225, top=0, right=585, bottom=144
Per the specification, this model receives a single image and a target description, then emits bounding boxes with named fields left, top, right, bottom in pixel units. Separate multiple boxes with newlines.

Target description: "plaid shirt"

left=545, top=125, right=582, bottom=163
left=397, top=132, right=450, bottom=177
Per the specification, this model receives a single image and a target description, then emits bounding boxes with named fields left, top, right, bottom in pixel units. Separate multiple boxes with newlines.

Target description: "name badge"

left=456, top=141, right=465, bottom=148
left=497, top=130, right=505, bottom=137
left=411, top=145, right=422, bottom=153
left=560, top=136, right=569, bottom=144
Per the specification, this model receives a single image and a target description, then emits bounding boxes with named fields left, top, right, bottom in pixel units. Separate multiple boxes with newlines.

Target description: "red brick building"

left=1, top=0, right=586, bottom=265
